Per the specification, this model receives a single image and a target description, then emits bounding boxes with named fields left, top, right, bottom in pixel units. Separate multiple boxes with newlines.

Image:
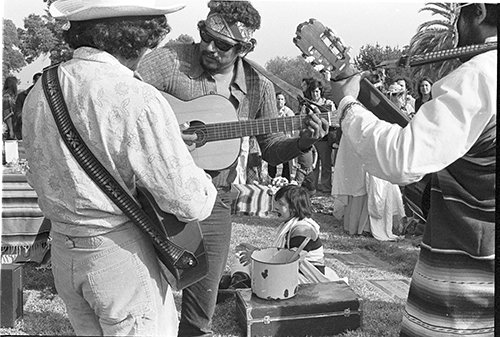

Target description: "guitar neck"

left=381, top=42, right=497, bottom=69
left=201, top=112, right=335, bottom=142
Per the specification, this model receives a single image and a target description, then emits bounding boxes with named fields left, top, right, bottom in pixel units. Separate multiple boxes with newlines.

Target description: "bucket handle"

left=288, top=237, right=311, bottom=263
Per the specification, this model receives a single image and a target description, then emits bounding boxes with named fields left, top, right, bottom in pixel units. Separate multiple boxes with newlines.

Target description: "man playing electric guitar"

left=137, top=1, right=329, bottom=336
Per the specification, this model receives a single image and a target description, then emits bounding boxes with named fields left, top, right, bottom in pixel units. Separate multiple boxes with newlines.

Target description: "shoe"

left=228, top=272, right=251, bottom=289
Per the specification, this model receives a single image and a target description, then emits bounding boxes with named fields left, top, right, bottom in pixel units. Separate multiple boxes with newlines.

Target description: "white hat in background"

left=385, top=83, right=405, bottom=96
left=49, top=0, right=185, bottom=21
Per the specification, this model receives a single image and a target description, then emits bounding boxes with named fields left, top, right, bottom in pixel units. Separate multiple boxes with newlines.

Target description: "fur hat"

left=49, top=0, right=185, bottom=21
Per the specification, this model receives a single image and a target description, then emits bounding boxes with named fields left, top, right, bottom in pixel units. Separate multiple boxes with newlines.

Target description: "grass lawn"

left=0, top=193, right=422, bottom=336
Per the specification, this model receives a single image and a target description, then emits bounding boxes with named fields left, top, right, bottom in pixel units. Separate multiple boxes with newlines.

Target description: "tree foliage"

left=3, top=19, right=26, bottom=81
left=408, top=2, right=461, bottom=82
left=166, top=34, right=195, bottom=45
left=17, top=7, right=73, bottom=65
left=355, top=43, right=413, bottom=91
left=264, top=56, right=325, bottom=112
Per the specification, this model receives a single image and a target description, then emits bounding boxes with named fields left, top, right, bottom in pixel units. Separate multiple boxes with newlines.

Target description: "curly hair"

left=274, top=185, right=313, bottom=220
left=207, top=0, right=261, bottom=30
left=63, top=16, right=171, bottom=59
left=394, top=76, right=413, bottom=94
left=306, top=79, right=325, bottom=97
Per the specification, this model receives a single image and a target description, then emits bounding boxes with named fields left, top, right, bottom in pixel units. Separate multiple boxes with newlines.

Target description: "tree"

left=3, top=19, right=26, bottom=81
left=18, top=11, right=72, bottom=65
left=166, top=34, right=195, bottom=45
left=355, top=43, right=413, bottom=91
left=265, top=56, right=323, bottom=112
left=408, top=2, right=461, bottom=82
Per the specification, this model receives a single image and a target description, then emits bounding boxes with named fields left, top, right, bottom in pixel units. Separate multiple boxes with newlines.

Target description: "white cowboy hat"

left=49, top=0, right=185, bottom=21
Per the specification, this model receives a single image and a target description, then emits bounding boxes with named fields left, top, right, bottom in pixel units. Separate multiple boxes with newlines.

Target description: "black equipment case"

left=235, top=281, right=362, bottom=337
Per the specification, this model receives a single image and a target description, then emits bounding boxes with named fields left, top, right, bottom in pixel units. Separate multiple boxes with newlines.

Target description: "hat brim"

left=50, top=3, right=185, bottom=21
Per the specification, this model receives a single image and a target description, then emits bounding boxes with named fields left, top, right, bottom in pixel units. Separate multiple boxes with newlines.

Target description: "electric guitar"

left=293, top=19, right=410, bottom=127
left=162, top=92, right=339, bottom=170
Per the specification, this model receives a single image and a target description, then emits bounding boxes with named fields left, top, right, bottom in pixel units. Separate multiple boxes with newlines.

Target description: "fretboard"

left=195, top=111, right=335, bottom=142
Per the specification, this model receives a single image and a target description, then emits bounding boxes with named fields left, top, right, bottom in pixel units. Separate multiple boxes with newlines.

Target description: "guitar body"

left=161, top=92, right=336, bottom=171
left=136, top=186, right=208, bottom=290
left=162, top=93, right=242, bottom=170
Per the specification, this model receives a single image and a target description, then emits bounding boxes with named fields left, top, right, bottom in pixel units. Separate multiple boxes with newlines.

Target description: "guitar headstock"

left=293, top=19, right=353, bottom=79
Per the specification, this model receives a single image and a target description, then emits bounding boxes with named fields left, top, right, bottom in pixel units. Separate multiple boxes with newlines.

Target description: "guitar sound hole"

left=185, top=120, right=208, bottom=147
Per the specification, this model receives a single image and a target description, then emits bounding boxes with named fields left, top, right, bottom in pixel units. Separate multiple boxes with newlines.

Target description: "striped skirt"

left=400, top=246, right=494, bottom=336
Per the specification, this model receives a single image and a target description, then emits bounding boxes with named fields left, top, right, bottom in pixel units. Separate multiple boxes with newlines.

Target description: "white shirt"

left=339, top=37, right=497, bottom=185
left=23, top=47, right=216, bottom=236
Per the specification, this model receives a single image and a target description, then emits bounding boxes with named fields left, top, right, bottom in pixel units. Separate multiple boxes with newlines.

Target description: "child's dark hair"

left=274, top=185, right=312, bottom=220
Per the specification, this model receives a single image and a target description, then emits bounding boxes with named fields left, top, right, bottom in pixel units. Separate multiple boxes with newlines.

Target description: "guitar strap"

left=41, top=65, right=198, bottom=270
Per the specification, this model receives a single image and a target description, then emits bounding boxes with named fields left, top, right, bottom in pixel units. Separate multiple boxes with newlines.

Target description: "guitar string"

left=185, top=113, right=333, bottom=141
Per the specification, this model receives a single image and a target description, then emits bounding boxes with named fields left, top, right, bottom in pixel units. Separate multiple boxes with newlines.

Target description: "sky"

left=2, top=0, right=437, bottom=89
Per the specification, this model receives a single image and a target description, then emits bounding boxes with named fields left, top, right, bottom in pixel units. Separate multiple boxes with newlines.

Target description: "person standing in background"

left=267, top=92, right=295, bottom=182
left=386, top=83, right=415, bottom=119
left=302, top=79, right=336, bottom=194
left=14, top=72, right=42, bottom=139
left=3, top=76, right=18, bottom=140
left=394, top=76, right=416, bottom=110
left=414, top=77, right=433, bottom=111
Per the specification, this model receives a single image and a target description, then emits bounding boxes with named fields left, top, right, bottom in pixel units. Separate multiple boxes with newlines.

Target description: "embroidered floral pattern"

left=23, top=47, right=216, bottom=236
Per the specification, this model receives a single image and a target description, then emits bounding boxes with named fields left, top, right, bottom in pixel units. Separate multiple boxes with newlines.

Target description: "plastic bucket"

left=251, top=247, right=299, bottom=300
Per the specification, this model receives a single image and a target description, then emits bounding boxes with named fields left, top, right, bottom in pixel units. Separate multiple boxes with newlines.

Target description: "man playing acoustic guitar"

left=329, top=3, right=496, bottom=336
left=137, top=1, right=329, bottom=335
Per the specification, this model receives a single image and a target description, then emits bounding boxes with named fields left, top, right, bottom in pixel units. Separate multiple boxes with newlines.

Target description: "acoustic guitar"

left=293, top=19, right=431, bottom=221
left=293, top=19, right=410, bottom=127
left=162, top=92, right=339, bottom=171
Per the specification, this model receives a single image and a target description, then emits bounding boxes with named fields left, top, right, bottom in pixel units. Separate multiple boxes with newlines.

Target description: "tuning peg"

left=304, top=56, right=315, bottom=64
left=295, top=21, right=308, bottom=33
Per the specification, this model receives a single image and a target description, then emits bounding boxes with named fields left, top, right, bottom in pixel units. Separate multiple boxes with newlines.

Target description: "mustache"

left=201, top=50, right=219, bottom=59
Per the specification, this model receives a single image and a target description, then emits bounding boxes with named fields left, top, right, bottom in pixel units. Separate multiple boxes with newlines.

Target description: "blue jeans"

left=51, top=223, right=178, bottom=336
left=178, top=191, right=233, bottom=337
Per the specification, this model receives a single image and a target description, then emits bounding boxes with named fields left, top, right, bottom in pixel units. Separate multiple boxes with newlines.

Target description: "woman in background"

left=3, top=76, right=18, bottom=140
left=415, top=77, right=433, bottom=111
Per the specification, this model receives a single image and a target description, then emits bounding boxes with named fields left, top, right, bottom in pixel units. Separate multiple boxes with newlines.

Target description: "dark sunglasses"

left=199, top=29, right=238, bottom=52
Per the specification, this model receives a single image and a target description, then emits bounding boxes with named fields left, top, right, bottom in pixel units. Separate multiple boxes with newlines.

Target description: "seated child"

left=222, top=185, right=345, bottom=290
